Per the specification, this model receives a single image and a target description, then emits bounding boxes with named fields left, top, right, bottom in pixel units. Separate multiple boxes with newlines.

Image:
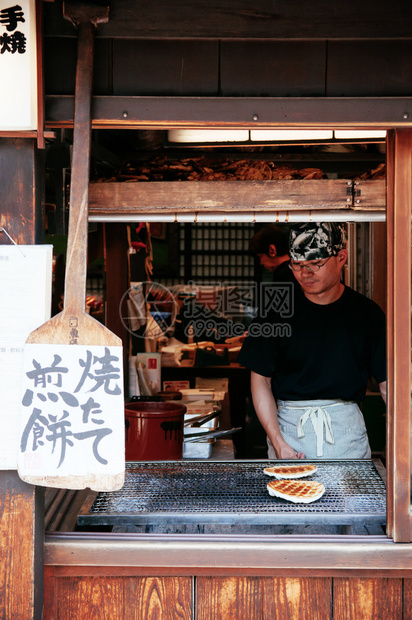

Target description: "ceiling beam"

left=46, top=96, right=412, bottom=128
left=45, top=0, right=412, bottom=40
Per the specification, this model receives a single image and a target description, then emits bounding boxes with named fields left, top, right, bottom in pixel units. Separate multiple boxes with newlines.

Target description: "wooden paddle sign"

left=18, top=7, right=125, bottom=491
left=18, top=342, right=124, bottom=490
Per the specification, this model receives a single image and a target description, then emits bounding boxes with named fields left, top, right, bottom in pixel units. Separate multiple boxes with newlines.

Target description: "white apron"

left=267, top=399, right=371, bottom=460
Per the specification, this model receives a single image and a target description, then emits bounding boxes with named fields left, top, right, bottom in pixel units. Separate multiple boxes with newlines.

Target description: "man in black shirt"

left=238, top=222, right=386, bottom=460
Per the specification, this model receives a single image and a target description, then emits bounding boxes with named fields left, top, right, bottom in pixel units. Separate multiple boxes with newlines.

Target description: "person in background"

left=248, top=224, right=293, bottom=282
left=237, top=222, right=386, bottom=460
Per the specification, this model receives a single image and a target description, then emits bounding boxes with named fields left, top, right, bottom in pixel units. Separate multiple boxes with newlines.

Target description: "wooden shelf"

left=88, top=179, right=385, bottom=215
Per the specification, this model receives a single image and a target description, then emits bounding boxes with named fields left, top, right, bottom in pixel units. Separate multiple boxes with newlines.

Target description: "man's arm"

left=379, top=381, right=386, bottom=404
left=250, top=371, right=304, bottom=459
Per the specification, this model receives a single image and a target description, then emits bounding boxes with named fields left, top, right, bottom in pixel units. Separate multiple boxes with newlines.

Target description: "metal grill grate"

left=78, top=460, right=386, bottom=527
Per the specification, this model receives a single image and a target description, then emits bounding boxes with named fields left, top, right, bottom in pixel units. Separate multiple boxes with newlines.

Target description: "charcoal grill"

left=78, top=459, right=386, bottom=527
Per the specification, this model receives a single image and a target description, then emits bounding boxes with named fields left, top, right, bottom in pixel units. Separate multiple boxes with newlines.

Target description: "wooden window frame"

left=94, top=127, right=412, bottom=542
left=386, top=129, right=412, bottom=542
left=90, top=126, right=412, bottom=542
left=45, top=97, right=412, bottom=541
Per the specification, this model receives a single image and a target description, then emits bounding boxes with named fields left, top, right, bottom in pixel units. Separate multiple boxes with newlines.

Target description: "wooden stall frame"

left=45, top=95, right=412, bottom=130
left=53, top=127, right=410, bottom=545
left=1, top=4, right=411, bottom=619
left=18, top=2, right=412, bottom=616
left=386, top=129, right=412, bottom=543
left=67, top=125, right=411, bottom=544
left=44, top=532, right=412, bottom=575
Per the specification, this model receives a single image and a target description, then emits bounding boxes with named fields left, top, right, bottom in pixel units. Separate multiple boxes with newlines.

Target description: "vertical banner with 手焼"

left=0, top=0, right=37, bottom=130
left=18, top=343, right=125, bottom=491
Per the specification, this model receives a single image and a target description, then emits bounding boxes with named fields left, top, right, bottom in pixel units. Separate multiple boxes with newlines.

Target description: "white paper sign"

left=18, top=343, right=125, bottom=478
left=0, top=0, right=37, bottom=130
left=0, top=244, right=52, bottom=469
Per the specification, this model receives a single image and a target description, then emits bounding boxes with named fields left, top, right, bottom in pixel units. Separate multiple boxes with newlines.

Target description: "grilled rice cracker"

left=267, top=479, right=325, bottom=504
left=263, top=463, right=317, bottom=479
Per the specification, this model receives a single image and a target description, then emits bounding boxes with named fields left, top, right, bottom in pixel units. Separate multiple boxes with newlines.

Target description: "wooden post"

left=0, top=138, right=45, bottom=245
left=0, top=474, right=44, bottom=619
left=386, top=129, right=412, bottom=542
left=0, top=138, right=45, bottom=619
left=104, top=222, right=130, bottom=392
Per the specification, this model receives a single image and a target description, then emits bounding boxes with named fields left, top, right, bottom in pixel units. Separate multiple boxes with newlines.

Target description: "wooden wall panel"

left=262, top=577, right=332, bottom=620
left=124, top=576, right=192, bottom=619
left=196, top=577, right=262, bottom=620
left=0, top=472, right=44, bottom=620
left=43, top=574, right=192, bottom=619
left=327, top=41, right=412, bottom=97
left=44, top=38, right=76, bottom=95
left=112, top=40, right=219, bottom=96
left=43, top=571, right=412, bottom=618
left=43, top=566, right=57, bottom=620
left=53, top=576, right=125, bottom=618
left=0, top=138, right=44, bottom=245
left=43, top=0, right=412, bottom=40
left=45, top=38, right=112, bottom=96
left=93, top=40, right=113, bottom=96
left=333, top=577, right=402, bottom=620
left=220, top=41, right=326, bottom=97
left=403, top=578, right=412, bottom=620
left=44, top=36, right=412, bottom=100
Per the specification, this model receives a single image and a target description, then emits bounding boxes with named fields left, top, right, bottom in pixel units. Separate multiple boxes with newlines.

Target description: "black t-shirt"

left=237, top=284, right=386, bottom=402
left=271, top=260, right=294, bottom=282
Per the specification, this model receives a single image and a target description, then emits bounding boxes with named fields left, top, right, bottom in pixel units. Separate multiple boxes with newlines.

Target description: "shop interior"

left=42, top=128, right=388, bottom=534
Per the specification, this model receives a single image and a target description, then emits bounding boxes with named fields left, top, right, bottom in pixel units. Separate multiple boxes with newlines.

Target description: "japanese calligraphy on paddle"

left=18, top=343, right=124, bottom=490
left=16, top=8, right=123, bottom=491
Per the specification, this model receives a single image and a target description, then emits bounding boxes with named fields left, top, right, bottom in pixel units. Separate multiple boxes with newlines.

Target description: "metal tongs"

left=184, top=427, right=242, bottom=443
left=184, top=409, right=222, bottom=428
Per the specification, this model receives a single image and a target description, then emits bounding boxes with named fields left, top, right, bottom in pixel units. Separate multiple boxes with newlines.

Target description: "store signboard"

left=0, top=0, right=37, bottom=130
left=0, top=244, right=52, bottom=469
left=18, top=343, right=125, bottom=487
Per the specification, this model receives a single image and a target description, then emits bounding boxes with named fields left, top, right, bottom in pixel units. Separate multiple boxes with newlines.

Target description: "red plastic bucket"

left=125, top=402, right=186, bottom=461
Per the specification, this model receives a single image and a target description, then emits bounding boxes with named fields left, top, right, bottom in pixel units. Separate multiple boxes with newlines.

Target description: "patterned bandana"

left=289, top=223, right=346, bottom=261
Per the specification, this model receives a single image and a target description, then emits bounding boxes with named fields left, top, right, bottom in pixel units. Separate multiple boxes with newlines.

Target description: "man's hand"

left=273, top=440, right=305, bottom=460
left=250, top=371, right=305, bottom=459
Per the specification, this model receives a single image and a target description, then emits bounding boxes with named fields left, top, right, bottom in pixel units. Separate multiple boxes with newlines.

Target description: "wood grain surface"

left=0, top=138, right=43, bottom=246
left=44, top=0, right=412, bottom=40
left=0, top=472, right=43, bottom=620
left=125, top=577, right=192, bottom=619
left=88, top=179, right=351, bottom=214
left=43, top=571, right=412, bottom=619
left=196, top=577, right=262, bottom=620
left=385, top=130, right=412, bottom=542
left=55, top=576, right=125, bottom=619
left=403, top=578, right=412, bottom=620
left=43, top=574, right=192, bottom=619
left=262, top=577, right=332, bottom=619
left=353, top=180, right=386, bottom=209
left=333, top=577, right=402, bottom=620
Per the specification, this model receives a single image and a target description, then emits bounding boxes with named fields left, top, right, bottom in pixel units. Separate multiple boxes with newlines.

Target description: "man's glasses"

left=289, top=257, right=331, bottom=273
